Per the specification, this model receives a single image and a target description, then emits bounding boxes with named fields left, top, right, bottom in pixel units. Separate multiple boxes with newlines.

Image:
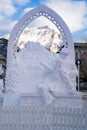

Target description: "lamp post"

left=76, top=60, right=81, bottom=91
left=76, top=50, right=81, bottom=91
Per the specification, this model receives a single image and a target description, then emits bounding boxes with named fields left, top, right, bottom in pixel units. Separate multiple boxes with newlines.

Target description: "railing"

left=0, top=105, right=87, bottom=130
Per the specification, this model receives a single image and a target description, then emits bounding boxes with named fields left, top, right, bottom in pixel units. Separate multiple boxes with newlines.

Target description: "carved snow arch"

left=7, top=5, right=75, bottom=67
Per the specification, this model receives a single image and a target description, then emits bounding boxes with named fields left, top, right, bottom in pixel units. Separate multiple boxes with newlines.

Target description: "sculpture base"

left=19, top=92, right=84, bottom=108
left=3, top=91, right=86, bottom=108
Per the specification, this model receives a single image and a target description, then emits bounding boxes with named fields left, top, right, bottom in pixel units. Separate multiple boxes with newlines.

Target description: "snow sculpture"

left=4, top=5, right=78, bottom=106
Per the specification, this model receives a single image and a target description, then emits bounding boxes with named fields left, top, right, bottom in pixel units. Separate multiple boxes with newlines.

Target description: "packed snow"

left=4, top=41, right=78, bottom=106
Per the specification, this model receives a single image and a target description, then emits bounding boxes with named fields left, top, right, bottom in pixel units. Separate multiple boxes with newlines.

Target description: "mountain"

left=19, top=26, right=62, bottom=51
left=2, top=26, right=62, bottom=52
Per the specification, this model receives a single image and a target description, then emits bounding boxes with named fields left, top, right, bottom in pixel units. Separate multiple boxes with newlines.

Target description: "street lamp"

left=76, top=59, right=81, bottom=91
left=76, top=49, right=81, bottom=91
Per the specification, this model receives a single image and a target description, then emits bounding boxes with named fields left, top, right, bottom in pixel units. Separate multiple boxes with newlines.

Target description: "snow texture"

left=4, top=41, right=78, bottom=106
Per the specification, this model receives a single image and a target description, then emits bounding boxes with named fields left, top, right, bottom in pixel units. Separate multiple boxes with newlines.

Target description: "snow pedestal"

left=3, top=91, right=83, bottom=108
left=19, top=93, right=83, bottom=108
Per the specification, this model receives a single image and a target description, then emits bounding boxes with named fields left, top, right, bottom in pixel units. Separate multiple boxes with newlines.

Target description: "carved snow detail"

left=7, top=5, right=74, bottom=65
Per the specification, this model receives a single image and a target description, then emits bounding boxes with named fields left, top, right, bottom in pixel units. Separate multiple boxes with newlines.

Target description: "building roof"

left=74, top=43, right=87, bottom=48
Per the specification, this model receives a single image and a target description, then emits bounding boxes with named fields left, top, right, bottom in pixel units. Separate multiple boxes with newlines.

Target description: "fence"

left=0, top=104, right=87, bottom=130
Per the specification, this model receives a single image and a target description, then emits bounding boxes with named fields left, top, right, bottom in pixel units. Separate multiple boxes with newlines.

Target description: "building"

left=0, top=38, right=7, bottom=92
left=74, top=43, right=87, bottom=82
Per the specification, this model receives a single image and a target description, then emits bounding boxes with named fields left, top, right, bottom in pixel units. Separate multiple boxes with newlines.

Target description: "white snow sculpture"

left=5, top=5, right=78, bottom=106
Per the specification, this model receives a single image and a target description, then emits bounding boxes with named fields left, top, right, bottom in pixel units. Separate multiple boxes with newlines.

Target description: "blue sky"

left=0, top=0, right=87, bottom=42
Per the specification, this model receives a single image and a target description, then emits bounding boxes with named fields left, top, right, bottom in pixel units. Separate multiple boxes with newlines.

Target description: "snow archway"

left=5, top=6, right=78, bottom=106
left=7, top=5, right=75, bottom=67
